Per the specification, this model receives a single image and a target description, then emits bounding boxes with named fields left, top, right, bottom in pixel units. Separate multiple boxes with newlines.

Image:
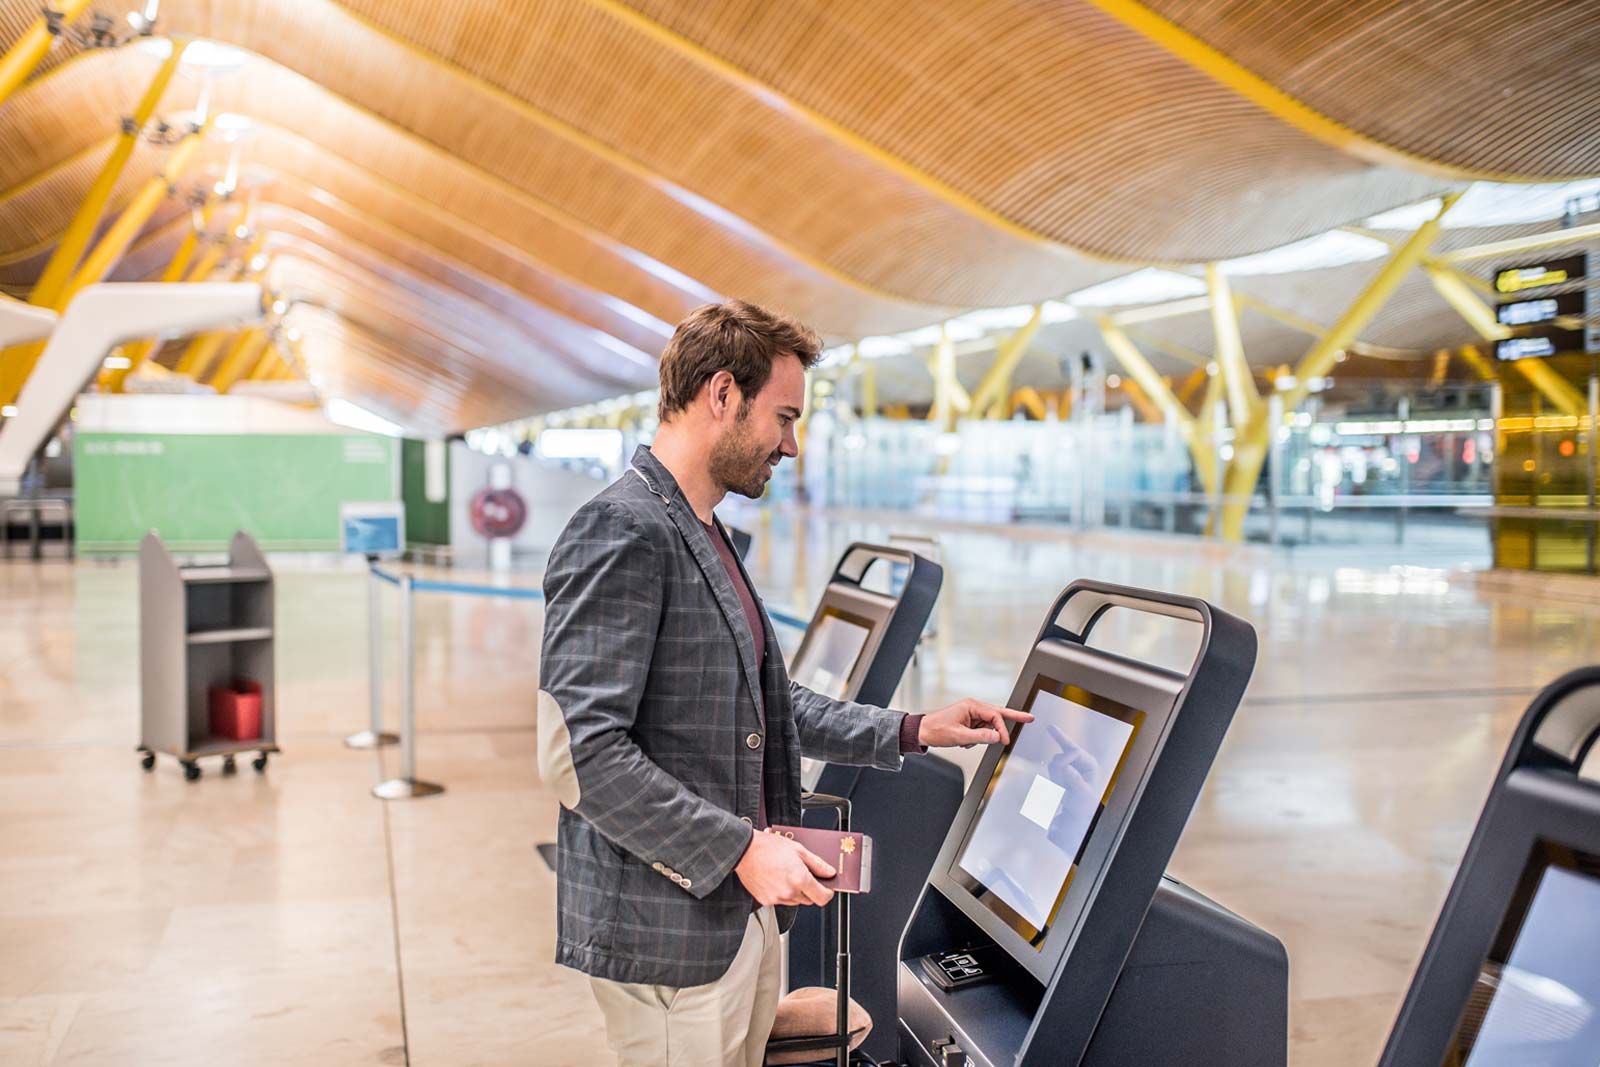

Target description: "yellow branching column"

left=1099, top=318, right=1215, bottom=496
left=925, top=325, right=969, bottom=434
left=1215, top=195, right=1459, bottom=540
left=0, top=0, right=94, bottom=106
left=106, top=200, right=221, bottom=391
left=1426, top=261, right=1588, bottom=417
left=210, top=330, right=269, bottom=393
left=0, top=41, right=194, bottom=405
left=0, top=126, right=209, bottom=406
left=29, top=39, right=191, bottom=309
left=968, top=306, right=1043, bottom=420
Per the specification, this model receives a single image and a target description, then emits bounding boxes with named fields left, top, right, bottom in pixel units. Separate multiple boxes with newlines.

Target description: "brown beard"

left=708, top=406, right=777, bottom=499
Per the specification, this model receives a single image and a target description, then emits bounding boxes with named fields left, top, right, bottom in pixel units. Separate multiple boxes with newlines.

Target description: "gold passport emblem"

left=840, top=836, right=857, bottom=855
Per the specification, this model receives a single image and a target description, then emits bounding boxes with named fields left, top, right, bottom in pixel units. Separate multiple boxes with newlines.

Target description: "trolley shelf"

left=183, top=737, right=280, bottom=758
left=141, top=531, right=278, bottom=781
left=178, top=567, right=272, bottom=584
left=186, top=626, right=273, bottom=645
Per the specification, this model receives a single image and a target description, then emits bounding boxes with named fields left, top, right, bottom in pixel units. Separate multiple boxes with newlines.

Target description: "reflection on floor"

left=4, top=507, right=1600, bottom=1066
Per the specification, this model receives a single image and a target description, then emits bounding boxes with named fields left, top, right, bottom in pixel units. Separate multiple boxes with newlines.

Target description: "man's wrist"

left=900, top=712, right=927, bottom=754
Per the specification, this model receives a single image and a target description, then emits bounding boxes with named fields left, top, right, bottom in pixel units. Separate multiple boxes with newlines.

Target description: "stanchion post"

left=374, top=573, right=445, bottom=799
left=346, top=561, right=399, bottom=749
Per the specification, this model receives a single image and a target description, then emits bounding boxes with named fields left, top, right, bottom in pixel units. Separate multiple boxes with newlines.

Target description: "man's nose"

left=781, top=426, right=799, bottom=457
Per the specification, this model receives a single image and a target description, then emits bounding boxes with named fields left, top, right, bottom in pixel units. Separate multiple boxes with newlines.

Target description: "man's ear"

left=708, top=370, right=738, bottom=419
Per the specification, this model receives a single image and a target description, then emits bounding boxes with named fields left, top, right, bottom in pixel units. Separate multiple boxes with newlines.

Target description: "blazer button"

left=652, top=862, right=664, bottom=872
left=740, top=816, right=753, bottom=827
left=746, top=733, right=763, bottom=750
left=681, top=878, right=693, bottom=890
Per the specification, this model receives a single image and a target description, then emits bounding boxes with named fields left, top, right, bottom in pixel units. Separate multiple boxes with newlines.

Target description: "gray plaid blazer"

left=537, top=446, right=906, bottom=987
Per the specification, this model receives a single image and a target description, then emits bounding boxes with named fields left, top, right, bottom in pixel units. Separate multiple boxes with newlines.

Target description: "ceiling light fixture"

left=137, top=37, right=248, bottom=77
left=48, top=1, right=158, bottom=48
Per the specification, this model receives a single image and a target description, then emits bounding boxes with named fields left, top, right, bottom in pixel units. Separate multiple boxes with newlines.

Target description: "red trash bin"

left=208, top=680, right=263, bottom=741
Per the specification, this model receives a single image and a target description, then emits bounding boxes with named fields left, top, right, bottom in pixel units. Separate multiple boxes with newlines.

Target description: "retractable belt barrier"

left=355, top=564, right=544, bottom=801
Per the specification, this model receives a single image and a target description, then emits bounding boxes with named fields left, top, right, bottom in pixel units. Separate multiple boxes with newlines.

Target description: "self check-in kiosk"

left=787, top=543, right=959, bottom=1062
left=895, top=580, right=1286, bottom=1067
left=1379, top=666, right=1600, bottom=1067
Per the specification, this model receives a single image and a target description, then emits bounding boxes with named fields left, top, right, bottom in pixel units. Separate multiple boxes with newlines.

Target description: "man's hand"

left=734, top=829, right=837, bottom=907
left=918, top=698, right=1034, bottom=749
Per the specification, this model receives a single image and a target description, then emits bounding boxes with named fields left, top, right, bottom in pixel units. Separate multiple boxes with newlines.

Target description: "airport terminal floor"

left=5, top=508, right=1599, bottom=1066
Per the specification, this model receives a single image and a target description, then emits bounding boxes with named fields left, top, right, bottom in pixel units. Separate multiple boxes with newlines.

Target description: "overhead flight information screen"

left=791, top=607, right=873, bottom=701
left=1446, top=846, right=1600, bottom=1067
left=952, top=678, right=1144, bottom=946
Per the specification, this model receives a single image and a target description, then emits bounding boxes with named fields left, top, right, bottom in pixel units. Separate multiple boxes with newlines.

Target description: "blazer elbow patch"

left=536, top=689, right=583, bottom=809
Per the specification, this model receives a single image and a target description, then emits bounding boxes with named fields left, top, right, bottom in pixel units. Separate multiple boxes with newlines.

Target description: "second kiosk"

left=785, top=542, right=959, bottom=1063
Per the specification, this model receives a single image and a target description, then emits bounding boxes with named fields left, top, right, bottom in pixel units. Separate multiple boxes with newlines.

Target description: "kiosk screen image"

left=953, top=680, right=1144, bottom=944
left=791, top=608, right=872, bottom=701
left=1445, top=847, right=1600, bottom=1067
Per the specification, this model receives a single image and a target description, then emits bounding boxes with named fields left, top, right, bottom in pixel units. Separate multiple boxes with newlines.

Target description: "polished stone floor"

left=3, top=509, right=1600, bottom=1066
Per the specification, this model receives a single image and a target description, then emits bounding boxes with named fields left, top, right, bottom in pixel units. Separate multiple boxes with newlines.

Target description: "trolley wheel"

left=222, top=756, right=237, bottom=775
left=182, top=760, right=201, bottom=782
left=140, top=751, right=155, bottom=772
left=252, top=753, right=268, bottom=773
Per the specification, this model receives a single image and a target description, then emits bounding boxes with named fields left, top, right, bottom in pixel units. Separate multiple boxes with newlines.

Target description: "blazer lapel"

left=630, top=450, right=764, bottom=719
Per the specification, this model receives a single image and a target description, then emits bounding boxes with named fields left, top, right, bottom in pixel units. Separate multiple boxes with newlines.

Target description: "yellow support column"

left=106, top=201, right=218, bottom=391
left=209, top=330, right=268, bottom=394
left=176, top=332, right=230, bottom=379
left=0, top=131, right=208, bottom=406
left=0, top=0, right=94, bottom=107
left=926, top=325, right=970, bottom=432
left=29, top=39, right=190, bottom=309
left=1427, top=265, right=1586, bottom=416
left=1216, top=196, right=1459, bottom=539
left=968, top=306, right=1043, bottom=419
left=860, top=360, right=878, bottom=419
left=1205, top=265, right=1259, bottom=433
left=1099, top=318, right=1215, bottom=496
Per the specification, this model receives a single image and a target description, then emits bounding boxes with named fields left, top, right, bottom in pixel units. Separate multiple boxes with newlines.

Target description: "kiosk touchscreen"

left=896, top=580, right=1287, bottom=1067
left=1379, top=666, right=1600, bottom=1067
left=785, top=543, right=957, bottom=1063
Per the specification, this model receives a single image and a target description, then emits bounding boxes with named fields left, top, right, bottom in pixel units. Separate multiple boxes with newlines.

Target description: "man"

left=537, top=300, right=1030, bottom=1067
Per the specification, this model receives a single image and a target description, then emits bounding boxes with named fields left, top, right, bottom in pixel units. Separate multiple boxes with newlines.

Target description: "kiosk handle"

left=830, top=542, right=924, bottom=590
left=1504, top=665, right=1600, bottom=776
left=1039, top=579, right=1213, bottom=670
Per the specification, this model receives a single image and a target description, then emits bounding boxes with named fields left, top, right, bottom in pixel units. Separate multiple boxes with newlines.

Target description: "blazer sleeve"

left=789, top=681, right=905, bottom=771
left=537, top=500, right=752, bottom=899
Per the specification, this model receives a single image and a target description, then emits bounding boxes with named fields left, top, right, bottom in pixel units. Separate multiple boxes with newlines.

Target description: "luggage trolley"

left=780, top=542, right=956, bottom=1064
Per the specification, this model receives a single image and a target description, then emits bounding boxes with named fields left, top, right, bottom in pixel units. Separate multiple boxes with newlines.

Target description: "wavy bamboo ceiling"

left=1, top=0, right=1596, bottom=429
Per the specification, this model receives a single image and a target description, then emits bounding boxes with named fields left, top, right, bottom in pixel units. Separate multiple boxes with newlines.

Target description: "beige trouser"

left=590, top=905, right=783, bottom=1067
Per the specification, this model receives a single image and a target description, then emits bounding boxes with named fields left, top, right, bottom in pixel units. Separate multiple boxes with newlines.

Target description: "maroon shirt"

left=701, top=519, right=925, bottom=830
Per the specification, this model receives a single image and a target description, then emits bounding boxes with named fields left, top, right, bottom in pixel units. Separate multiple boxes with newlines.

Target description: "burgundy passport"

left=766, top=824, right=874, bottom=893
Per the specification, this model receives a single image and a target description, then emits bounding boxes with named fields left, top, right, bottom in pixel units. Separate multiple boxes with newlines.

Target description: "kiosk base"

left=897, top=878, right=1288, bottom=1067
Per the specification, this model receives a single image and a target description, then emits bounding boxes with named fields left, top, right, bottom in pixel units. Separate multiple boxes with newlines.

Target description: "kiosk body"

left=895, top=581, right=1285, bottom=1067
left=897, top=877, right=1287, bottom=1067
left=786, top=543, right=956, bottom=1063
left=1379, top=666, right=1600, bottom=1067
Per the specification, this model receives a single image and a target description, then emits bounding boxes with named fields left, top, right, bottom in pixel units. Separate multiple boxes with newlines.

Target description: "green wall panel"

left=76, top=432, right=398, bottom=554
left=401, top=438, right=450, bottom=546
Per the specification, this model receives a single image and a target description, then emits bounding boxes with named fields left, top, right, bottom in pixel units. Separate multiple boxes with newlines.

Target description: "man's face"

left=708, top=354, right=805, bottom=499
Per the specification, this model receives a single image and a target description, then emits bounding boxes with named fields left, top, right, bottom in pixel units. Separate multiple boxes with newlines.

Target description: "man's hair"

left=657, top=301, right=822, bottom=422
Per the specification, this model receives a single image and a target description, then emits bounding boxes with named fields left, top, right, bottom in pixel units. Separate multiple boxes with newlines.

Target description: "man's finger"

left=975, top=706, right=1011, bottom=746
left=798, top=847, right=837, bottom=880
left=802, top=876, right=834, bottom=907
